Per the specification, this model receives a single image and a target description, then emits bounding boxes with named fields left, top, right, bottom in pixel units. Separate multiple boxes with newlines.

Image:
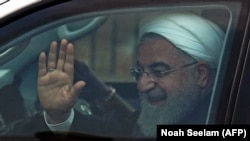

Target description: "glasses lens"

left=130, top=68, right=141, bottom=81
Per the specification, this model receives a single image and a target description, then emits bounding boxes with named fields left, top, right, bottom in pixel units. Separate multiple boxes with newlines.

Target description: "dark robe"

left=4, top=109, right=139, bottom=140
left=5, top=92, right=211, bottom=139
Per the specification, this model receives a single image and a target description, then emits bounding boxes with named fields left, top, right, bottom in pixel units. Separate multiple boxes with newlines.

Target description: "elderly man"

left=131, top=12, right=224, bottom=137
left=7, top=12, right=224, bottom=138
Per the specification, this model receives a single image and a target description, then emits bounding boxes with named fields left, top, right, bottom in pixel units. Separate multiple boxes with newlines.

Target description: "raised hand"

left=38, top=39, right=85, bottom=123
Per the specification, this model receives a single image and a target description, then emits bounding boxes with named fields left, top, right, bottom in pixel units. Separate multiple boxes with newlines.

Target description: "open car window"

left=0, top=0, right=248, bottom=140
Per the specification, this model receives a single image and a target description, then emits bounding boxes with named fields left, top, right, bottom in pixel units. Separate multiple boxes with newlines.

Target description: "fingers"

left=46, top=39, right=74, bottom=72
left=47, top=41, right=58, bottom=70
left=39, top=39, right=75, bottom=78
left=38, top=52, right=47, bottom=77
left=64, top=43, right=75, bottom=77
left=56, top=39, right=68, bottom=71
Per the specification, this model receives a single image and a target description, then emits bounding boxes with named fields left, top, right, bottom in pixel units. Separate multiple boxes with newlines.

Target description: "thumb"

left=70, top=80, right=86, bottom=97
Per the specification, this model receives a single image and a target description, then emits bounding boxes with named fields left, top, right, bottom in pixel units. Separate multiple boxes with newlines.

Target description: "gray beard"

left=137, top=77, right=201, bottom=137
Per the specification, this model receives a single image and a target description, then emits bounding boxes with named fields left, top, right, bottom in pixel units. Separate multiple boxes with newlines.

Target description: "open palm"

left=37, top=39, right=85, bottom=123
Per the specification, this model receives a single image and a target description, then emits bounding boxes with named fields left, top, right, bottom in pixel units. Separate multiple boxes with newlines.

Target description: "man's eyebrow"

left=149, top=62, right=171, bottom=69
left=136, top=61, right=171, bottom=69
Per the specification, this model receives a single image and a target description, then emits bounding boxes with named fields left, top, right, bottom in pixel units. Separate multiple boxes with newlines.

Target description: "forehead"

left=137, top=37, right=182, bottom=67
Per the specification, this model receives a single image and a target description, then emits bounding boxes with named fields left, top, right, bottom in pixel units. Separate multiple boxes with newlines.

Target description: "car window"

left=0, top=1, right=246, bottom=139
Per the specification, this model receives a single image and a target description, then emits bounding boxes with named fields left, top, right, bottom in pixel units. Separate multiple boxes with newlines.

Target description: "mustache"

left=140, top=89, right=167, bottom=101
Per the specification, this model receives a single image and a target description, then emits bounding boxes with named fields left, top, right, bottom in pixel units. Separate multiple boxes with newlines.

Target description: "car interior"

left=0, top=0, right=247, bottom=138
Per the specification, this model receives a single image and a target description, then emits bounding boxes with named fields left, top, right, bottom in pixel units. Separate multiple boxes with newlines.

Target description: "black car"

left=0, top=0, right=249, bottom=140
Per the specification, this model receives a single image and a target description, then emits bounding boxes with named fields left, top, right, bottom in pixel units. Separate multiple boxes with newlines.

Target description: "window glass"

left=0, top=1, right=242, bottom=138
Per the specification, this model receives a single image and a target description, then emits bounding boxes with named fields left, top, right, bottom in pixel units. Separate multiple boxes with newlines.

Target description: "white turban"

left=139, top=12, right=225, bottom=68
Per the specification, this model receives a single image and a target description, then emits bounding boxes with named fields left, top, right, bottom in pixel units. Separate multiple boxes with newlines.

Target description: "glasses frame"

left=130, top=61, right=199, bottom=82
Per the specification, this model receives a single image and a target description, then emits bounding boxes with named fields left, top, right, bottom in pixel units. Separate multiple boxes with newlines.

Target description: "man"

left=7, top=12, right=224, bottom=138
left=133, top=12, right=224, bottom=136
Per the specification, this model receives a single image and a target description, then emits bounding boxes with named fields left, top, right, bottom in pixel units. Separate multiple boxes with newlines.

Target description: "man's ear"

left=196, top=61, right=210, bottom=87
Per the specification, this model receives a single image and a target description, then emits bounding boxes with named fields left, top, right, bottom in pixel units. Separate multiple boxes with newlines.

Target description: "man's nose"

left=137, top=73, right=155, bottom=93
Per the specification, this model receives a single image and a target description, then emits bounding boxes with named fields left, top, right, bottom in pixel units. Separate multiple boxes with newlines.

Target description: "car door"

left=0, top=0, right=249, bottom=140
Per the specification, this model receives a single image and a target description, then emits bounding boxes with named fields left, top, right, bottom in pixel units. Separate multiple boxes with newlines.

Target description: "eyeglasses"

left=130, top=61, right=198, bottom=82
